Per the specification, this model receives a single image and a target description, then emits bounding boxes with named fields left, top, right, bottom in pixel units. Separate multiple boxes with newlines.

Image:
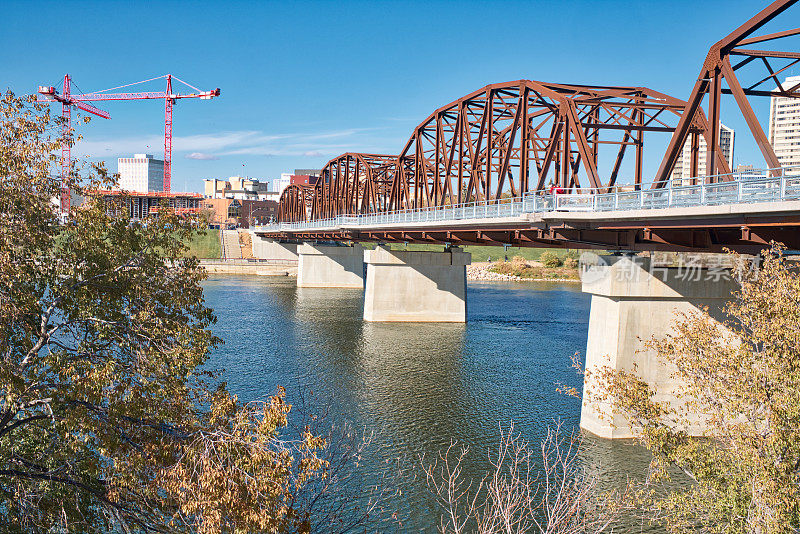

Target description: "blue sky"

left=3, top=0, right=799, bottom=192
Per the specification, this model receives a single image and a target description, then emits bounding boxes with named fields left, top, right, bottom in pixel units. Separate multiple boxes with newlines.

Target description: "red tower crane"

left=38, top=74, right=221, bottom=212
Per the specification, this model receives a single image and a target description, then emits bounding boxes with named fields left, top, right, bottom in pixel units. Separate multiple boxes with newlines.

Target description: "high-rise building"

left=272, top=173, right=292, bottom=196
left=769, top=75, right=800, bottom=174
left=117, top=154, right=165, bottom=192
left=735, top=164, right=762, bottom=177
left=670, top=124, right=734, bottom=183
left=294, top=169, right=321, bottom=177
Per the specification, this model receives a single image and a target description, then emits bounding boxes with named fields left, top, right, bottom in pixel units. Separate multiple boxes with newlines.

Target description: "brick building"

left=201, top=198, right=278, bottom=228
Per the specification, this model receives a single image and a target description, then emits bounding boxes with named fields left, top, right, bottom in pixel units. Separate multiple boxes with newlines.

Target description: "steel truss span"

left=279, top=81, right=702, bottom=223
left=277, top=0, right=800, bottom=255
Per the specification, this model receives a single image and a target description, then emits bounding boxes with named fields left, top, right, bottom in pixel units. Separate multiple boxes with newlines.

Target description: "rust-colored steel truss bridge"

left=282, top=83, right=700, bottom=223
left=271, top=0, right=800, bottom=253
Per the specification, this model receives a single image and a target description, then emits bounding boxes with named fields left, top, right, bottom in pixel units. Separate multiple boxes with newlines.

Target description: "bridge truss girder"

left=277, top=184, right=315, bottom=223
left=279, top=81, right=703, bottom=222
left=279, top=0, right=800, bottom=223
left=311, top=153, right=400, bottom=220
left=654, top=0, right=800, bottom=185
left=395, top=81, right=694, bottom=210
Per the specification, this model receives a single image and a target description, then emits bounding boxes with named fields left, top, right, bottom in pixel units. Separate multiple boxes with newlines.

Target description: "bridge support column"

left=297, top=243, right=364, bottom=288
left=363, top=246, right=471, bottom=322
left=250, top=233, right=299, bottom=262
left=580, top=255, right=737, bottom=439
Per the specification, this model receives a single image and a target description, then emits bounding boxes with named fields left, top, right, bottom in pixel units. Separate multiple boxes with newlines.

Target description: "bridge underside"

left=257, top=206, right=800, bottom=254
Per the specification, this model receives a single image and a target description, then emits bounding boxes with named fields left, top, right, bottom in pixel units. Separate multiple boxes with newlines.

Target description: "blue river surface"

left=202, top=276, right=659, bottom=532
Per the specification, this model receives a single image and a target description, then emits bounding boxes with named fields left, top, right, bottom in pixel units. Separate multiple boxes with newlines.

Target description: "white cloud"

left=74, top=127, right=400, bottom=161
left=185, top=152, right=219, bottom=160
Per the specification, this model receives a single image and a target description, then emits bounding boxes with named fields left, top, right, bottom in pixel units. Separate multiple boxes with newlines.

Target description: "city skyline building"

left=272, top=173, right=293, bottom=197
left=204, top=176, right=280, bottom=201
left=670, top=124, right=734, bottom=183
left=769, top=75, right=800, bottom=175
left=117, top=154, right=165, bottom=193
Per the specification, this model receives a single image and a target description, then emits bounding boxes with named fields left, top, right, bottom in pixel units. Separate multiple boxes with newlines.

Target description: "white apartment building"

left=769, top=75, right=800, bottom=175
left=117, top=154, right=165, bottom=192
left=272, top=173, right=292, bottom=196
left=670, top=123, right=734, bottom=183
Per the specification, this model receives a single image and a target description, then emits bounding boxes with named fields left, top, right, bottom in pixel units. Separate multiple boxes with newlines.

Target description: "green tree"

left=539, top=251, right=562, bottom=268
left=0, top=93, right=332, bottom=532
left=596, top=247, right=800, bottom=532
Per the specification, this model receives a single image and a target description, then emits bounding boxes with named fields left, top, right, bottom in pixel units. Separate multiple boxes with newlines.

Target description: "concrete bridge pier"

left=250, top=233, right=299, bottom=262
left=363, top=246, right=471, bottom=322
left=296, top=243, right=364, bottom=288
left=579, top=255, right=737, bottom=439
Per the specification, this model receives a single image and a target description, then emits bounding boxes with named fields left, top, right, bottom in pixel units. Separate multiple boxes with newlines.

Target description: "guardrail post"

left=737, top=180, right=743, bottom=202
left=781, top=175, right=786, bottom=200
left=700, top=182, right=706, bottom=205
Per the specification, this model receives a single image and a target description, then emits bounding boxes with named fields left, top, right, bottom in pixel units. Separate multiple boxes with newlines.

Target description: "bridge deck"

left=255, top=174, right=800, bottom=253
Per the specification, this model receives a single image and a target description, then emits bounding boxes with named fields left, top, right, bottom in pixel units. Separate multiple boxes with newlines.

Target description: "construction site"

left=37, top=74, right=220, bottom=219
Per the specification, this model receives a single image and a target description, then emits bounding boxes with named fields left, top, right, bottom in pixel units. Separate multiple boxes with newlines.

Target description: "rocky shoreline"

left=466, top=262, right=580, bottom=283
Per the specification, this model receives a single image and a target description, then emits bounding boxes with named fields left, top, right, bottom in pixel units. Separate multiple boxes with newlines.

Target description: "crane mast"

left=38, top=74, right=220, bottom=212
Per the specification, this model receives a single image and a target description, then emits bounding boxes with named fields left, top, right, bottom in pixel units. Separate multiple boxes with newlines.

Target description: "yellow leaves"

left=597, top=246, right=800, bottom=532
left=154, top=387, right=329, bottom=534
left=0, top=93, right=341, bottom=532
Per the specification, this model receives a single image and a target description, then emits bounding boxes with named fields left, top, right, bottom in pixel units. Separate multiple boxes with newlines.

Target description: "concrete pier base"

left=580, top=255, right=737, bottom=439
left=296, top=243, right=364, bottom=288
left=250, top=234, right=299, bottom=262
left=363, top=246, right=471, bottom=322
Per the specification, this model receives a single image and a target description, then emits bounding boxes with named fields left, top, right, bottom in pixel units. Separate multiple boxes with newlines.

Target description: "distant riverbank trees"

left=0, top=92, right=392, bottom=533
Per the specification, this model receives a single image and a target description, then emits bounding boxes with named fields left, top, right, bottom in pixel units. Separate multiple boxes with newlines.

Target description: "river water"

left=202, top=276, right=656, bottom=532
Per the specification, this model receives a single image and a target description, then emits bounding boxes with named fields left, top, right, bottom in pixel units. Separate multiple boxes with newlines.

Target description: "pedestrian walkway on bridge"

left=254, top=167, right=800, bottom=254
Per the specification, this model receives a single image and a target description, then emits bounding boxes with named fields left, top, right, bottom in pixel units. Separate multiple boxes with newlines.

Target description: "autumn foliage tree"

left=0, top=92, right=337, bottom=533
left=597, top=248, right=800, bottom=532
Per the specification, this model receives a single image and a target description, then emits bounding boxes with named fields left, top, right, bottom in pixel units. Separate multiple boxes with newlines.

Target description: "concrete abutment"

left=296, top=243, right=365, bottom=288
left=579, top=255, right=737, bottom=439
left=250, top=233, right=299, bottom=262
left=363, top=246, right=471, bottom=322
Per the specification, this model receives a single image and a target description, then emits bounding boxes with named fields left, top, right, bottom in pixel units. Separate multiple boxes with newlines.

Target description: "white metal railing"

left=254, top=166, right=800, bottom=233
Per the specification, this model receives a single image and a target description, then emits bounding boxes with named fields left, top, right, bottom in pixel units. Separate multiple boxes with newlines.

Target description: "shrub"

left=540, top=251, right=563, bottom=268
left=491, top=261, right=513, bottom=275
left=424, top=423, right=633, bottom=533
left=595, top=246, right=800, bottom=531
left=563, top=257, right=578, bottom=269
left=511, top=255, right=527, bottom=270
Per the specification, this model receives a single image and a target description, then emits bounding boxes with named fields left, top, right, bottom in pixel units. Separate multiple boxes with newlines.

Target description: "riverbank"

left=199, top=259, right=298, bottom=276
left=467, top=261, right=580, bottom=283
left=200, top=258, right=576, bottom=282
